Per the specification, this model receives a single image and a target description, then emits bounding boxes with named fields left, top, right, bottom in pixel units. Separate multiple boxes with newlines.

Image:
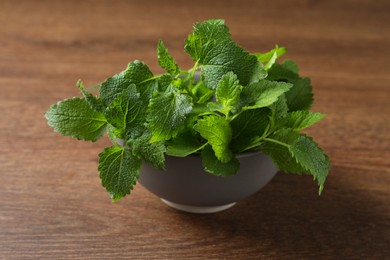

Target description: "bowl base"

left=161, top=199, right=236, bottom=214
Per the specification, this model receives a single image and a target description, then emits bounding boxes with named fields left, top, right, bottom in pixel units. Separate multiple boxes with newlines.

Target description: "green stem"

left=259, top=123, right=271, bottom=140
left=262, top=137, right=290, bottom=148
left=179, top=69, right=189, bottom=75
left=87, top=84, right=101, bottom=91
left=190, top=60, right=199, bottom=81
left=225, top=112, right=230, bottom=121
left=188, top=61, right=199, bottom=88
left=183, top=60, right=200, bottom=101
left=237, top=130, right=288, bottom=153
left=139, top=74, right=164, bottom=85
left=230, top=110, right=242, bottom=121
left=184, top=86, right=197, bottom=100
left=237, top=141, right=263, bottom=153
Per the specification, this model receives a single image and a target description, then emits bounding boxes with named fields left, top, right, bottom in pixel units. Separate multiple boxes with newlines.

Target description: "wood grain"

left=0, top=0, right=389, bottom=259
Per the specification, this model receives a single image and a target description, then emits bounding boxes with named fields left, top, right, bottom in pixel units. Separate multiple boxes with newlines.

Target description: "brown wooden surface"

left=1, top=0, right=389, bottom=259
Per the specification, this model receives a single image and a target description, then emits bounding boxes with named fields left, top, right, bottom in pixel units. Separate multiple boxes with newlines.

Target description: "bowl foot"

left=161, top=199, right=236, bottom=214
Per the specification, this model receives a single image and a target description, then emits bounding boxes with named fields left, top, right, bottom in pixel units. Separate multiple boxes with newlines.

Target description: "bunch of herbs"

left=46, top=19, right=330, bottom=201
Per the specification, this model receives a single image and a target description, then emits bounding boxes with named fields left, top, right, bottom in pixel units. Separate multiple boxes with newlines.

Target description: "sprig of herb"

left=45, top=19, right=330, bottom=201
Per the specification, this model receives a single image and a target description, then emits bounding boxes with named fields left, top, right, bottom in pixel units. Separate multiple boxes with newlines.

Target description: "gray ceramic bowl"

left=119, top=72, right=278, bottom=213
left=139, top=153, right=278, bottom=213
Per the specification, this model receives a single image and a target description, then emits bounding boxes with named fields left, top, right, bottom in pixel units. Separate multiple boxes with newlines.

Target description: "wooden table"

left=1, top=0, right=389, bottom=259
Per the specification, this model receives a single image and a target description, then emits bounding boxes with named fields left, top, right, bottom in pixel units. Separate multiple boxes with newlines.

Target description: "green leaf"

left=290, top=134, right=330, bottom=193
left=269, top=94, right=289, bottom=119
left=157, top=40, right=179, bottom=75
left=263, top=129, right=330, bottom=194
left=184, top=19, right=265, bottom=89
left=282, top=60, right=299, bottom=74
left=166, top=131, right=206, bottom=157
left=201, top=145, right=239, bottom=176
left=201, top=41, right=265, bottom=90
left=45, top=97, right=107, bottom=142
left=192, top=80, right=214, bottom=103
left=285, top=78, right=313, bottom=111
left=148, top=87, right=193, bottom=142
left=267, top=63, right=313, bottom=111
left=215, top=72, right=242, bottom=115
left=255, top=45, right=287, bottom=70
left=99, top=71, right=132, bottom=106
left=266, top=62, right=300, bottom=82
left=190, top=102, right=213, bottom=116
left=281, top=111, right=326, bottom=131
left=129, top=131, right=166, bottom=170
left=107, top=124, right=120, bottom=144
left=100, top=60, right=155, bottom=106
left=98, top=146, right=141, bottom=202
left=183, top=102, right=214, bottom=131
left=262, top=133, right=308, bottom=174
left=104, top=84, right=143, bottom=137
left=241, top=80, right=292, bottom=110
left=194, top=115, right=233, bottom=163
left=230, top=108, right=270, bottom=153
left=256, top=46, right=287, bottom=63
left=157, top=74, right=174, bottom=93
left=184, top=19, right=231, bottom=61
left=77, top=80, right=105, bottom=112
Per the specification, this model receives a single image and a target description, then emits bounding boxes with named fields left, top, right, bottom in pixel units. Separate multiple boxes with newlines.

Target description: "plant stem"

left=237, top=141, right=263, bottom=153
left=184, top=60, right=200, bottom=101
left=262, top=137, right=290, bottom=148
left=185, top=86, right=197, bottom=100
left=190, top=60, right=199, bottom=82
left=87, top=84, right=101, bottom=91
left=139, top=74, right=164, bottom=85
left=237, top=130, right=289, bottom=153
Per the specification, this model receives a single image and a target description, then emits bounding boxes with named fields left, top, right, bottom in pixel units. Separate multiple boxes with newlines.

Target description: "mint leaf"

left=45, top=97, right=107, bottom=142
left=194, top=115, right=233, bottom=163
left=262, top=134, right=308, bottom=174
left=266, top=62, right=300, bottom=82
left=241, top=80, right=292, bottom=110
left=148, top=87, right=192, bottom=142
left=184, top=19, right=265, bottom=89
left=201, top=41, right=265, bottom=89
left=269, top=94, right=289, bottom=119
left=267, top=63, right=313, bottom=111
left=100, top=60, right=155, bottom=106
left=157, top=74, right=174, bottom=93
left=282, top=111, right=326, bottom=131
left=157, top=40, right=179, bottom=75
left=130, top=131, right=166, bottom=170
left=282, top=60, right=299, bottom=74
left=77, top=80, right=105, bottom=112
left=183, top=102, right=213, bottom=131
left=290, top=134, right=330, bottom=193
left=104, top=84, right=143, bottom=137
left=166, top=131, right=206, bottom=157
left=285, top=78, right=313, bottom=111
left=215, top=72, right=242, bottom=115
left=105, top=84, right=142, bottom=130
left=230, top=108, right=270, bottom=153
left=107, top=124, right=120, bottom=144
left=263, top=129, right=330, bottom=193
left=192, top=80, right=214, bottom=103
left=184, top=19, right=231, bottom=60
left=201, top=145, right=239, bottom=176
left=98, top=146, right=141, bottom=202
left=255, top=45, right=287, bottom=70
left=99, top=71, right=132, bottom=106
left=256, top=46, right=287, bottom=63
